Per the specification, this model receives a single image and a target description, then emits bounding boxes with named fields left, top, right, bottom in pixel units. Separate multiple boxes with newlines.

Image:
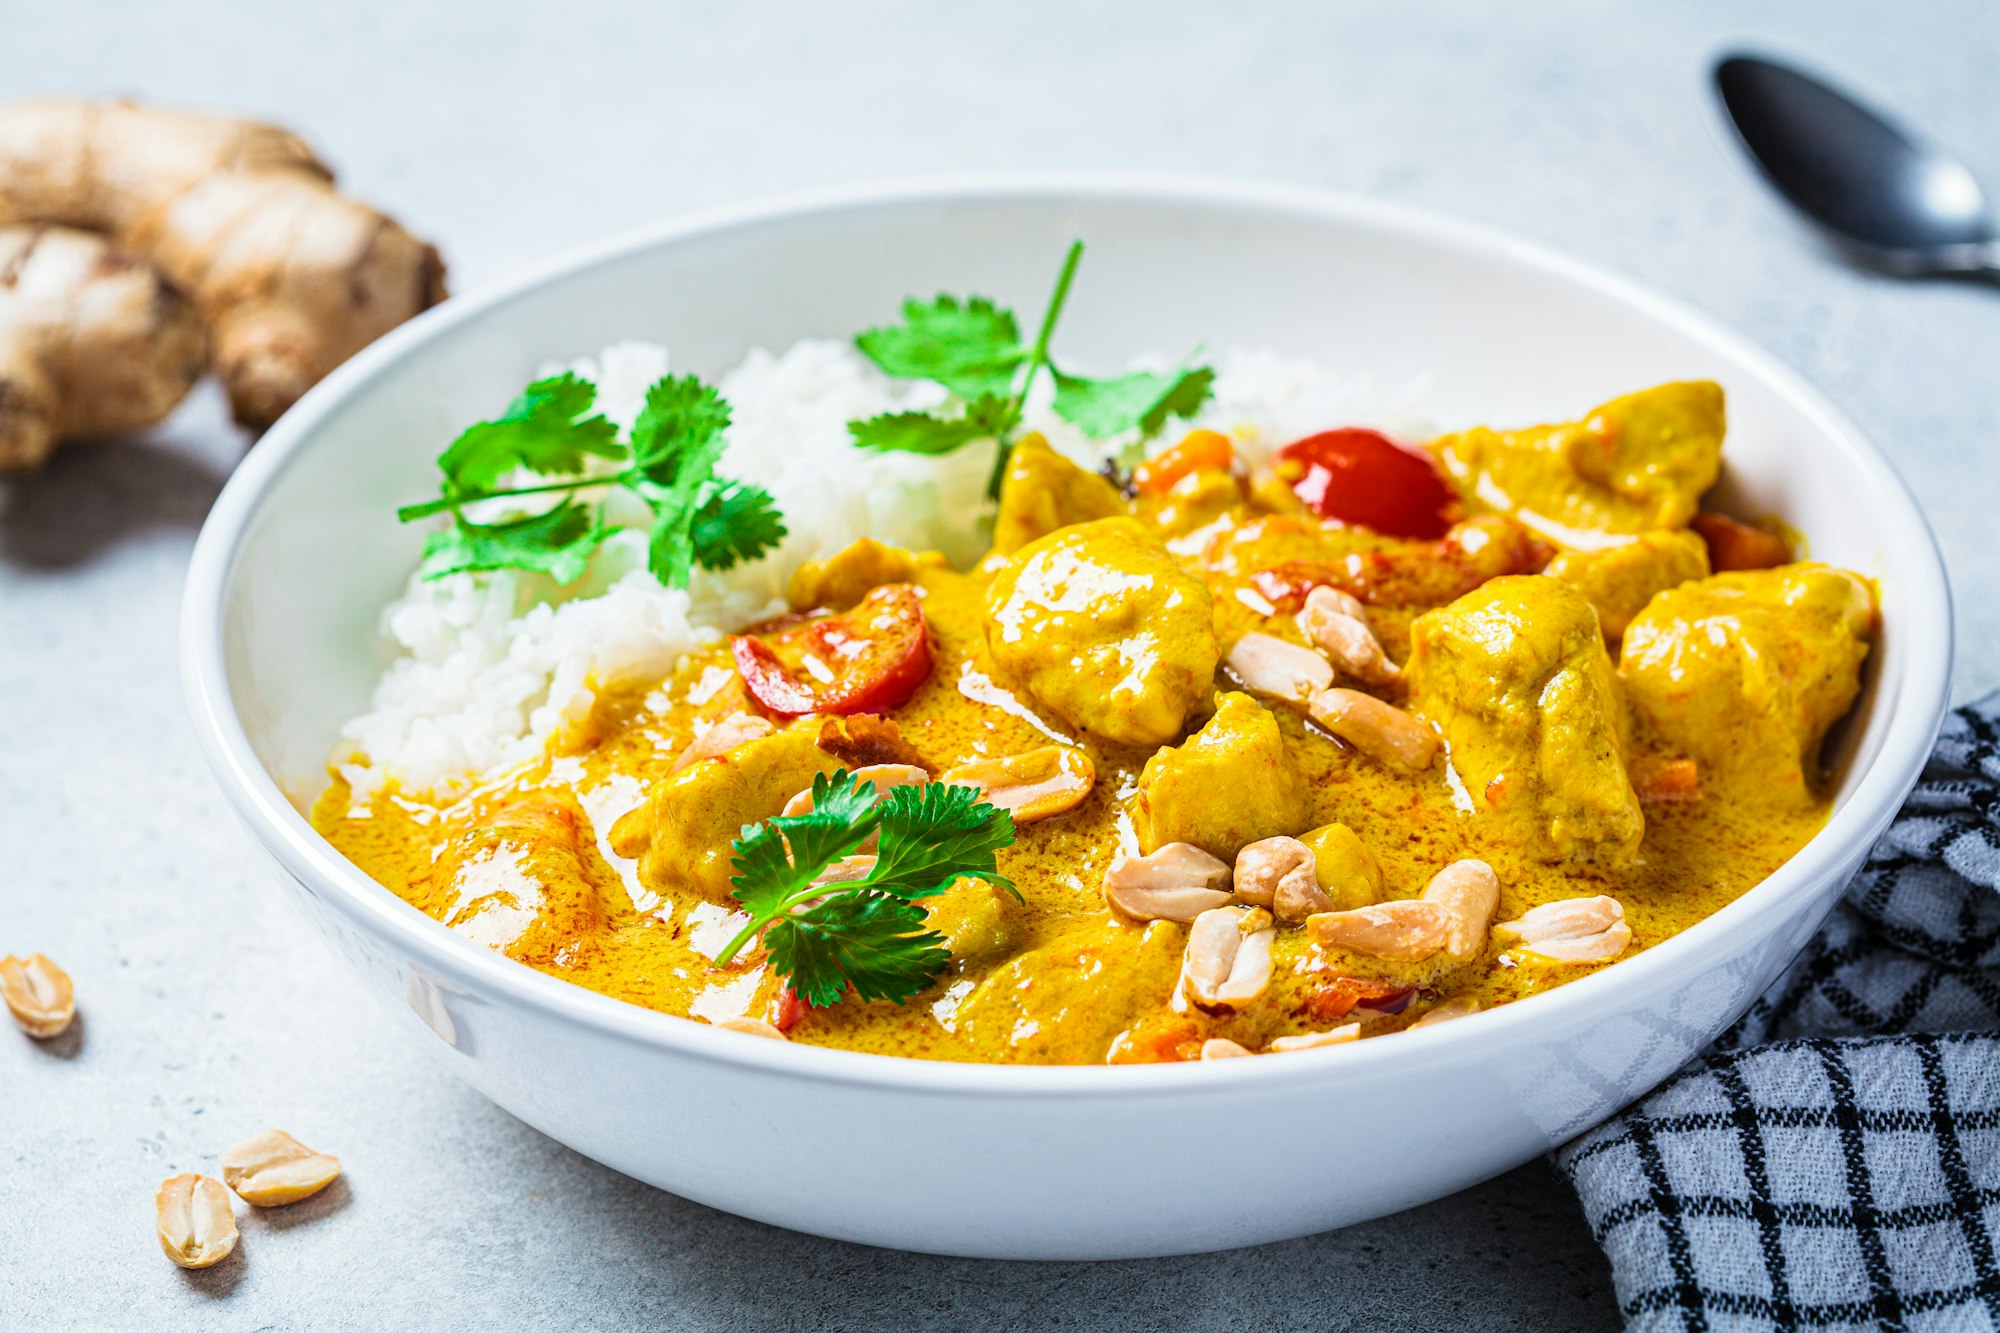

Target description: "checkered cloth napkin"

left=1556, top=694, right=2000, bottom=1331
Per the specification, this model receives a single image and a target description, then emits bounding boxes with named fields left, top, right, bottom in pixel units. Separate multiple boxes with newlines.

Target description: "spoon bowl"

left=1715, top=53, right=2000, bottom=276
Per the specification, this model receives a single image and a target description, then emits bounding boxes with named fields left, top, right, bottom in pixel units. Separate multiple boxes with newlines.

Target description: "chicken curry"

left=316, top=380, right=1878, bottom=1064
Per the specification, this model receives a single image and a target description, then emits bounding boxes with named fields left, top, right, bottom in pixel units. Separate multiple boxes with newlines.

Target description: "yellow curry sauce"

left=315, top=380, right=1877, bottom=1064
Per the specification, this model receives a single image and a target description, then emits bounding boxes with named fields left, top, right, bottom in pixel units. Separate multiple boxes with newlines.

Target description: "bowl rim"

left=181, top=170, right=1954, bottom=1099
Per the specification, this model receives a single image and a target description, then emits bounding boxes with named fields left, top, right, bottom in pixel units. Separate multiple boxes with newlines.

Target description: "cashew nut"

left=1307, top=900, right=1454, bottom=961
left=1232, top=835, right=1333, bottom=923
left=1200, top=1037, right=1253, bottom=1060
left=671, top=711, right=774, bottom=772
left=1267, top=1023, right=1360, bottom=1052
left=1224, top=631, right=1334, bottom=704
left=1494, top=895, right=1632, bottom=963
left=1179, top=905, right=1276, bottom=1012
left=782, top=763, right=930, bottom=818
left=939, top=745, right=1094, bottom=824
left=1103, top=842, right=1234, bottom=922
left=1307, top=688, right=1439, bottom=770
left=1298, top=586, right=1399, bottom=685
left=1422, top=859, right=1500, bottom=961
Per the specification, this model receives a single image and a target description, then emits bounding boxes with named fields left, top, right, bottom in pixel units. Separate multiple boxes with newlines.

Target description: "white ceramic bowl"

left=182, top=175, right=1952, bottom=1260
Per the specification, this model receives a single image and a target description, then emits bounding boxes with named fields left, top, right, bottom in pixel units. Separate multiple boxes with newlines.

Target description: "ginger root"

left=0, top=99, right=446, bottom=431
left=0, top=224, right=206, bottom=471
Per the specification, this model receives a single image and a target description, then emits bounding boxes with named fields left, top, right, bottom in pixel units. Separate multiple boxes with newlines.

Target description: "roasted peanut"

left=1180, top=905, right=1276, bottom=1012
left=1422, top=859, right=1500, bottom=961
left=1232, top=836, right=1332, bottom=923
left=221, top=1130, right=342, bottom=1207
left=671, top=712, right=774, bottom=772
left=1298, top=586, right=1399, bottom=685
left=1199, top=1037, right=1253, bottom=1060
left=1494, top=895, right=1632, bottom=963
left=714, top=1016, right=789, bottom=1040
left=1267, top=1024, right=1360, bottom=1053
left=940, top=745, right=1094, bottom=824
left=1409, top=997, right=1481, bottom=1029
left=1296, top=823, right=1383, bottom=911
left=1307, top=688, right=1438, bottom=770
left=0, top=953, right=74, bottom=1039
left=1102, top=842, right=1234, bottom=923
left=155, top=1173, right=237, bottom=1269
left=1308, top=900, right=1454, bottom=961
left=782, top=763, right=929, bottom=818
left=1224, top=631, right=1334, bottom=704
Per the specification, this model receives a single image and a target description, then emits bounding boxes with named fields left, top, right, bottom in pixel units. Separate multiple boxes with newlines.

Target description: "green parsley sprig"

left=713, top=770, right=1019, bottom=1007
left=849, top=240, right=1215, bottom=499
left=396, top=371, right=785, bottom=588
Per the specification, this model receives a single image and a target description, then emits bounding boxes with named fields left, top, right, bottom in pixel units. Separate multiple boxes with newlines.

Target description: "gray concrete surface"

left=3, top=1, right=1997, bottom=1328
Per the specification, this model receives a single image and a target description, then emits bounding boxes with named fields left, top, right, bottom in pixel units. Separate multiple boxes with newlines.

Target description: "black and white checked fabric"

left=1557, top=694, right=2000, bottom=1331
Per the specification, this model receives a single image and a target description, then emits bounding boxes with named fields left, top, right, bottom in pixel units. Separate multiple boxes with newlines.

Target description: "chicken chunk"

left=1429, top=381, right=1724, bottom=546
left=1620, top=564, right=1875, bottom=804
left=1545, top=529, right=1711, bottom=640
left=990, top=434, right=1127, bottom=556
left=435, top=792, right=623, bottom=964
left=611, top=724, right=839, bottom=902
left=1406, top=575, right=1643, bottom=866
left=1130, top=691, right=1305, bottom=858
left=947, top=919, right=1183, bottom=1064
left=786, top=537, right=943, bottom=612
left=985, top=517, right=1219, bottom=746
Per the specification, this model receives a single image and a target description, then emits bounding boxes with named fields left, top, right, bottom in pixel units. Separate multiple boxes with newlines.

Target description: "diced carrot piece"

left=1692, top=513, right=1791, bottom=572
left=1134, top=429, right=1234, bottom=495
left=1635, top=758, right=1700, bottom=804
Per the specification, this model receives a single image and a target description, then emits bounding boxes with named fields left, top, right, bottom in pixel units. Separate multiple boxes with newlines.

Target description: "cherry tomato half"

left=1691, top=512, right=1791, bottom=572
left=731, top=583, right=933, bottom=718
left=1276, top=428, right=1458, bottom=540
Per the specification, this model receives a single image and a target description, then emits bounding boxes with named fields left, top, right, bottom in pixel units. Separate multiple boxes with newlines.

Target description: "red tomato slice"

left=1276, top=428, right=1458, bottom=540
left=731, top=584, right=933, bottom=718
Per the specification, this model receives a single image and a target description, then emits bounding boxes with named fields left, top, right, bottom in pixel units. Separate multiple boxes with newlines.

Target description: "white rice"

left=336, top=339, right=1430, bottom=801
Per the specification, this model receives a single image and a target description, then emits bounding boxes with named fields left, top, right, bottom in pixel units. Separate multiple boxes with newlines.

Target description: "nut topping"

left=939, top=745, right=1095, bottom=824
left=1224, top=631, right=1334, bottom=704
left=1232, top=835, right=1333, bottom=923
left=1306, top=688, right=1439, bottom=770
left=155, top=1173, right=238, bottom=1269
left=1298, top=586, right=1399, bottom=685
left=1199, top=1037, right=1253, bottom=1060
left=220, top=1129, right=343, bottom=1207
left=1267, top=1023, right=1361, bottom=1052
left=0, top=953, right=74, bottom=1039
left=1179, top=905, right=1276, bottom=1012
left=1494, top=895, right=1632, bottom=963
left=1102, top=842, right=1234, bottom=923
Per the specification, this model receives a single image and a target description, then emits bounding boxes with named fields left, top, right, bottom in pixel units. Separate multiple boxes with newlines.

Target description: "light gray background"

left=3, top=2, right=1996, bottom=1328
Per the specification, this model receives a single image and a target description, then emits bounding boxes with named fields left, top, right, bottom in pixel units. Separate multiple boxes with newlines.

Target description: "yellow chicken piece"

left=433, top=792, right=623, bottom=964
left=786, top=537, right=943, bottom=612
left=612, top=725, right=839, bottom=902
left=1620, top=564, right=1876, bottom=804
left=1545, top=529, right=1711, bottom=640
left=985, top=517, right=1220, bottom=746
left=1406, top=575, right=1643, bottom=866
left=1131, top=691, right=1305, bottom=858
left=990, top=434, right=1127, bottom=556
left=1430, top=381, right=1724, bottom=546
left=948, top=919, right=1183, bottom=1064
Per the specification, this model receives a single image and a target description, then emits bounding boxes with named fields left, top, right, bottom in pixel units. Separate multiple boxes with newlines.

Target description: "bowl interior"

left=210, top=180, right=1943, bottom=857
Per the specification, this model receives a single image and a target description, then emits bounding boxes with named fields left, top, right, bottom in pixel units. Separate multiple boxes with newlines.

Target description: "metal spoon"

left=1713, top=53, right=2000, bottom=277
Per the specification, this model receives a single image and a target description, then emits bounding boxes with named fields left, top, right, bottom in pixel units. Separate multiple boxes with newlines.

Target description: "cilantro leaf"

left=436, top=373, right=624, bottom=494
left=868, top=783, right=1017, bottom=901
left=847, top=394, right=1014, bottom=455
left=725, top=771, right=887, bottom=922
left=765, top=890, right=950, bottom=1007
left=1051, top=364, right=1216, bottom=440
left=690, top=481, right=787, bottom=572
left=715, top=769, right=1018, bottom=1006
left=629, top=375, right=732, bottom=486
left=417, top=500, right=608, bottom=585
left=856, top=295, right=1023, bottom=399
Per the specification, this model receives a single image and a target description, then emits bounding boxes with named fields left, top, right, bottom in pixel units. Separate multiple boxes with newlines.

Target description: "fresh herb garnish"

left=848, top=241, right=1214, bottom=498
left=397, top=371, right=785, bottom=589
left=713, top=771, right=1018, bottom=1006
